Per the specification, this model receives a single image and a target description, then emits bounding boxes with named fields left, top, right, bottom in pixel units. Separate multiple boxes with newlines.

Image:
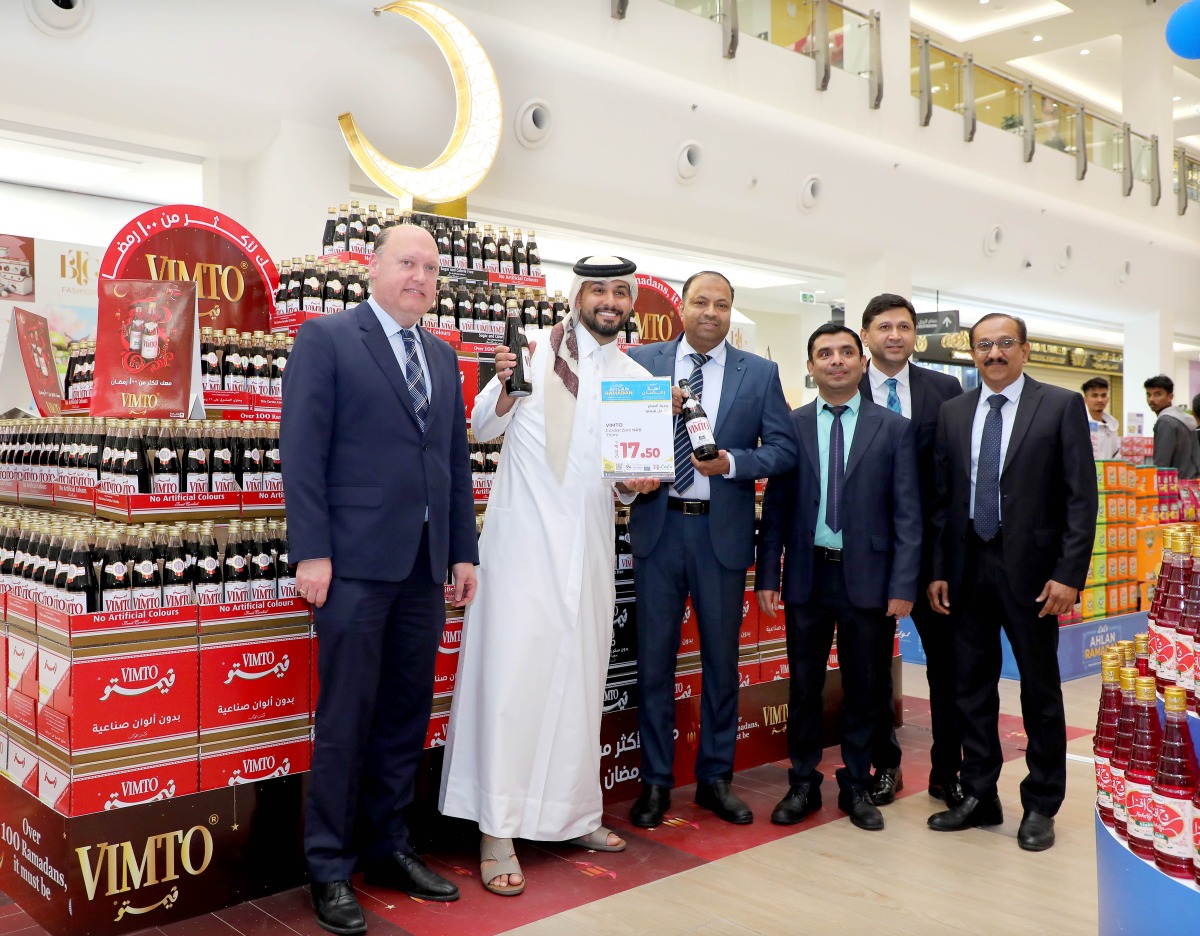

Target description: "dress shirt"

left=369, top=297, right=432, bottom=401
left=866, top=361, right=912, bottom=419
left=969, top=374, right=1024, bottom=522
left=669, top=337, right=736, bottom=499
left=814, top=391, right=861, bottom=549
left=1089, top=410, right=1121, bottom=460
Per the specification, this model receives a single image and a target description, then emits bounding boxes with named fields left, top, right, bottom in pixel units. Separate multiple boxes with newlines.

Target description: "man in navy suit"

left=857, top=294, right=964, bottom=809
left=757, top=323, right=921, bottom=831
left=926, top=313, right=1096, bottom=851
left=626, top=271, right=796, bottom=827
left=282, top=223, right=478, bottom=934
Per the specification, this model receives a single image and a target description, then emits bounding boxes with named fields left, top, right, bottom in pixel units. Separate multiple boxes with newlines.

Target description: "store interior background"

left=2, top=0, right=1199, bottom=417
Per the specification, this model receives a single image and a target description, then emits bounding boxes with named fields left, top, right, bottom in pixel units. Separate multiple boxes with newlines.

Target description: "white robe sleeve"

left=471, top=374, right=515, bottom=441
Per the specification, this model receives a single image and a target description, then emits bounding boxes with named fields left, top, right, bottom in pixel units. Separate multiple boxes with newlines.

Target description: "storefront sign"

left=93, top=281, right=200, bottom=419
left=915, top=329, right=1123, bottom=373
left=633, top=275, right=684, bottom=344
left=98, top=206, right=277, bottom=334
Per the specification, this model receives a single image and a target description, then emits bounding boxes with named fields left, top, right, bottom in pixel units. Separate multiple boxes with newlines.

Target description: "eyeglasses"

left=972, top=337, right=1021, bottom=354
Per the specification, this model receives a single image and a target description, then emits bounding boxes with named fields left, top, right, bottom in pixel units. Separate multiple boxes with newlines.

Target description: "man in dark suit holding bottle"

left=926, top=313, right=1096, bottom=852
left=282, top=223, right=479, bottom=934
left=856, top=294, right=964, bottom=809
left=757, top=323, right=921, bottom=831
left=626, top=271, right=796, bottom=828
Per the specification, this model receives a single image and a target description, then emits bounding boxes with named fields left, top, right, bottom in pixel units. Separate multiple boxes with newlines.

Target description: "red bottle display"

left=1110, top=666, right=1140, bottom=839
left=1094, top=657, right=1122, bottom=827
left=1175, top=537, right=1200, bottom=704
left=1151, top=687, right=1199, bottom=877
left=1155, top=531, right=1190, bottom=693
left=1125, top=676, right=1164, bottom=859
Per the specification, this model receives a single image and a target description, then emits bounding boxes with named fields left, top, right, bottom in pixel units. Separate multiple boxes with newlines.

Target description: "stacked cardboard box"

left=1083, top=461, right=1139, bottom=620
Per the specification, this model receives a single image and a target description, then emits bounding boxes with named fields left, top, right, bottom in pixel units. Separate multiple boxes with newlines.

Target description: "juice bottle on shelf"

left=1176, top=536, right=1200, bottom=702
left=1094, top=656, right=1121, bottom=826
left=1132, top=635, right=1149, bottom=677
left=1146, top=529, right=1175, bottom=678
left=1125, top=675, right=1164, bottom=859
left=1111, top=666, right=1140, bottom=839
left=1156, top=530, right=1190, bottom=693
left=1152, top=686, right=1199, bottom=877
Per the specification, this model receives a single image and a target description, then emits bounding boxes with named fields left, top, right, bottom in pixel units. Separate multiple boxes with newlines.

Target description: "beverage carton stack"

left=1083, top=461, right=1139, bottom=621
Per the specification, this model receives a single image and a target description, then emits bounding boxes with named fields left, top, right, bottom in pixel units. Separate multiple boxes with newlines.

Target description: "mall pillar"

left=1121, top=17, right=1176, bottom=192
left=843, top=252, right=912, bottom=338
left=1123, top=309, right=1174, bottom=436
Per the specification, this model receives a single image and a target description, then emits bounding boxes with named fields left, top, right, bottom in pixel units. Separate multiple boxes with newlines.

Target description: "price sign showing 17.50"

left=600, top=378, right=675, bottom=481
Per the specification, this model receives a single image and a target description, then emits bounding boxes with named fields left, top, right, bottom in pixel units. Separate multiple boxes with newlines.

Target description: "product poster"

left=633, top=274, right=684, bottom=345
left=11, top=308, right=63, bottom=416
left=93, top=280, right=199, bottom=418
left=0, top=234, right=36, bottom=302
left=98, top=205, right=278, bottom=334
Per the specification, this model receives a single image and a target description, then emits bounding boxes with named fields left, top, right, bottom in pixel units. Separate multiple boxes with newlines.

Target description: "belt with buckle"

left=667, top=498, right=709, bottom=516
left=815, top=546, right=843, bottom=562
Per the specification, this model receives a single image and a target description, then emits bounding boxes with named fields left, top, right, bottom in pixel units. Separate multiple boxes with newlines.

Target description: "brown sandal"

left=480, top=836, right=525, bottom=896
left=566, top=826, right=626, bottom=852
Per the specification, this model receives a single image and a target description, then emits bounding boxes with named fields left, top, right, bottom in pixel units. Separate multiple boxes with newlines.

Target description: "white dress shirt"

left=369, top=296, right=432, bottom=400
left=969, top=374, right=1025, bottom=521
left=670, top=337, right=736, bottom=500
left=866, top=360, right=912, bottom=419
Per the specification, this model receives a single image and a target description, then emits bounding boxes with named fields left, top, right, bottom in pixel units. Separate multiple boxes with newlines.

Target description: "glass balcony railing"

left=1176, top=151, right=1200, bottom=203
left=1130, top=132, right=1155, bottom=185
left=1085, top=114, right=1124, bottom=174
left=1032, top=92, right=1074, bottom=156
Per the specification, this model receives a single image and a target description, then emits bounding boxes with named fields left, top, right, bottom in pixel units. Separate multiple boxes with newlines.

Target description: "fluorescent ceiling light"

left=0, top=137, right=139, bottom=190
left=1080, top=49, right=1090, bottom=56
left=1033, top=35, right=1043, bottom=42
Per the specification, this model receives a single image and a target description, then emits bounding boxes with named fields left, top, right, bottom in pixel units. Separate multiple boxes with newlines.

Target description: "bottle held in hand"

left=503, top=307, right=533, bottom=398
left=678, top=378, right=717, bottom=461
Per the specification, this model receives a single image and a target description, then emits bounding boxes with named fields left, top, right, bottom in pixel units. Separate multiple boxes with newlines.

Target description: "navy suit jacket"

left=859, top=361, right=962, bottom=578
left=757, top=397, right=922, bottom=608
left=931, top=375, right=1097, bottom=604
left=280, top=302, right=478, bottom=584
left=626, top=338, right=797, bottom=571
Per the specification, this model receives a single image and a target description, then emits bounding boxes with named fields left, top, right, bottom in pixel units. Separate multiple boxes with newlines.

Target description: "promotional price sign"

left=0, top=307, right=63, bottom=415
left=93, top=280, right=201, bottom=418
left=600, top=377, right=675, bottom=480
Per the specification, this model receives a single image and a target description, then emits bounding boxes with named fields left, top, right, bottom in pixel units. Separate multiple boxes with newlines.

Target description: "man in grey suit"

left=626, top=271, right=796, bottom=828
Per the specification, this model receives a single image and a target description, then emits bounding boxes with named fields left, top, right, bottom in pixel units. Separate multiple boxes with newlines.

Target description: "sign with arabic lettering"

left=633, top=274, right=684, bottom=345
left=97, top=205, right=278, bottom=334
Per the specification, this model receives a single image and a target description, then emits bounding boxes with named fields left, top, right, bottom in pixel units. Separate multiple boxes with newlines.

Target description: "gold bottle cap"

left=1132, top=634, right=1148, bottom=653
left=1119, top=667, right=1138, bottom=692
left=339, top=204, right=349, bottom=211
left=1135, top=675, right=1157, bottom=702
left=1164, top=686, right=1188, bottom=712
left=1101, top=659, right=1119, bottom=682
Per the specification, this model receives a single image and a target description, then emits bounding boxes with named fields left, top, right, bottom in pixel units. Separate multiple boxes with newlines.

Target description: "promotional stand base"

left=1095, top=812, right=1200, bottom=934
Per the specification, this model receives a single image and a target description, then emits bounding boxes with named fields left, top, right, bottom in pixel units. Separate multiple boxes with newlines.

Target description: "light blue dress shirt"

left=814, top=391, right=861, bottom=549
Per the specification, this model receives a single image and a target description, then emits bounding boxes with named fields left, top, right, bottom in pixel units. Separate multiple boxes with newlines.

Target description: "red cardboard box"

left=6, top=594, right=36, bottom=631
left=311, top=631, right=319, bottom=720
left=38, top=745, right=199, bottom=816
left=95, top=490, right=242, bottom=524
left=759, top=650, right=789, bottom=682
left=198, top=597, right=310, bottom=635
left=5, top=725, right=37, bottom=794
left=433, top=616, right=462, bottom=699
left=674, top=663, right=702, bottom=702
left=7, top=628, right=37, bottom=699
left=37, top=635, right=199, bottom=760
left=679, top=598, right=699, bottom=656
left=738, top=657, right=759, bottom=688
left=199, top=624, right=311, bottom=738
left=198, top=726, right=311, bottom=791
left=740, top=589, right=759, bottom=648
left=425, top=708, right=449, bottom=750
left=37, top=603, right=198, bottom=646
left=7, top=689, right=35, bottom=734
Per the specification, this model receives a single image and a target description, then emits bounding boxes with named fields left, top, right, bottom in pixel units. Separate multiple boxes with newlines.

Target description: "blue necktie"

left=401, top=329, right=428, bottom=432
left=974, top=394, right=1006, bottom=541
left=825, top=404, right=848, bottom=533
left=674, top=352, right=710, bottom=493
left=885, top=377, right=902, bottom=415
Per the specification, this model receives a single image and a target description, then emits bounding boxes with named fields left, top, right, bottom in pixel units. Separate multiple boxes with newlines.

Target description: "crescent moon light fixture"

left=339, top=1, right=503, bottom=204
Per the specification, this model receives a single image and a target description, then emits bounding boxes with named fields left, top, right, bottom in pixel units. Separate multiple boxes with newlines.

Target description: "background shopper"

left=757, top=323, right=920, bottom=832
left=1081, top=376, right=1121, bottom=460
left=626, top=271, right=796, bottom=828
left=282, top=224, right=478, bottom=934
left=926, top=313, right=1096, bottom=852
left=1144, top=374, right=1200, bottom=479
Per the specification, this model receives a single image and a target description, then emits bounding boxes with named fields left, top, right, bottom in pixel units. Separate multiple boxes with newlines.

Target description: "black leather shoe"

left=837, top=787, right=884, bottom=831
left=1017, top=811, right=1056, bottom=851
left=695, top=780, right=753, bottom=824
left=927, top=795, right=1004, bottom=831
left=311, top=881, right=366, bottom=936
left=870, top=767, right=904, bottom=806
left=928, top=778, right=965, bottom=808
left=631, top=783, right=672, bottom=828
left=363, top=851, right=460, bottom=901
left=770, top=783, right=822, bottom=825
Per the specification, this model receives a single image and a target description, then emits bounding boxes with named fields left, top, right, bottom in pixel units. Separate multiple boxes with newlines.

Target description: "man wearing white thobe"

left=439, top=256, right=660, bottom=897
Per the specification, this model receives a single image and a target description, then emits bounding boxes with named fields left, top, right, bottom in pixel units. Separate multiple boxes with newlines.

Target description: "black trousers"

left=871, top=589, right=962, bottom=784
left=954, top=530, right=1067, bottom=816
left=785, top=555, right=897, bottom=791
left=305, top=527, right=445, bottom=883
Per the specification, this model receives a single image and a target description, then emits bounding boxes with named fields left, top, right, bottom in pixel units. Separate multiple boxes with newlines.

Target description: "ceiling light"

left=1032, top=35, right=1043, bottom=41
left=1175, top=96, right=1183, bottom=102
left=0, top=138, right=138, bottom=191
left=1080, top=49, right=1089, bottom=55
left=980, top=0, right=989, bottom=4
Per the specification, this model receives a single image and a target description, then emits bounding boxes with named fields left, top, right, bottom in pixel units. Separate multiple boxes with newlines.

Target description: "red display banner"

left=0, top=307, right=63, bottom=416
left=98, top=205, right=278, bottom=334
left=93, top=281, right=199, bottom=418
left=634, top=274, right=684, bottom=344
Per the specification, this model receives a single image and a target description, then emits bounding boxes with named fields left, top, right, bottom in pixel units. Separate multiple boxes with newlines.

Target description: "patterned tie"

left=974, top=393, right=1006, bottom=541
left=885, top=377, right=903, bottom=415
left=673, top=352, right=711, bottom=494
left=401, top=329, right=429, bottom=432
left=825, top=404, right=848, bottom=533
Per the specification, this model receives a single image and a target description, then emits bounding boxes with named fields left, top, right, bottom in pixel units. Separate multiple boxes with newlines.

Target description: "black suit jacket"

left=281, top=301, right=478, bottom=583
left=757, top=397, right=922, bottom=609
left=859, top=362, right=963, bottom=578
left=930, top=375, right=1097, bottom=605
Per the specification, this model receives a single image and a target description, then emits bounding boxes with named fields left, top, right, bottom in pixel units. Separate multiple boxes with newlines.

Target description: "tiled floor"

left=0, top=676, right=1098, bottom=936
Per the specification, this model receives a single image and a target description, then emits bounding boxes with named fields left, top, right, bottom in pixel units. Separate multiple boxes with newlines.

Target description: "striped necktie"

left=673, top=352, right=710, bottom=493
left=401, top=329, right=428, bottom=432
left=973, top=394, right=1006, bottom=541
